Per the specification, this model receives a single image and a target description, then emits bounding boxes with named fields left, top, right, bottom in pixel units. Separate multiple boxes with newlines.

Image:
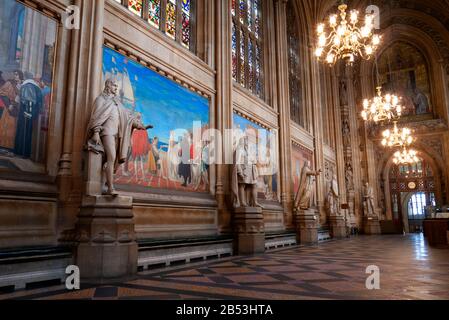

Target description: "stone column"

left=337, top=66, right=363, bottom=230
left=58, top=0, right=105, bottom=240
left=274, top=0, right=294, bottom=230
left=215, top=0, right=233, bottom=234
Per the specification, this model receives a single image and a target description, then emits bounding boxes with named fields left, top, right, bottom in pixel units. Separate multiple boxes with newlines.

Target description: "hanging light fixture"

left=361, top=87, right=402, bottom=123
left=393, top=147, right=420, bottom=165
left=315, top=1, right=381, bottom=65
left=381, top=121, right=414, bottom=148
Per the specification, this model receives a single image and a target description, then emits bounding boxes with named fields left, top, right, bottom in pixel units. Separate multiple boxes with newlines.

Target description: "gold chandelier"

left=361, top=87, right=402, bottom=123
left=393, top=147, right=420, bottom=165
left=381, top=121, right=414, bottom=148
left=315, top=2, right=381, bottom=65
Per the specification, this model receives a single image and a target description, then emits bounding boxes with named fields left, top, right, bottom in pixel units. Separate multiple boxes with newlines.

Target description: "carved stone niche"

left=76, top=195, right=138, bottom=280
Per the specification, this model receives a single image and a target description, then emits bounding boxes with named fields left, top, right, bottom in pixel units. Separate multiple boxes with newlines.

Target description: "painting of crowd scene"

left=291, top=143, right=313, bottom=195
left=0, top=0, right=56, bottom=167
left=378, top=41, right=432, bottom=118
left=233, top=114, right=278, bottom=202
left=103, top=47, right=210, bottom=192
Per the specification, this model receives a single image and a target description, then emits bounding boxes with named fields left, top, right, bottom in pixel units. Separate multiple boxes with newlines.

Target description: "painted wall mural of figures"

left=0, top=0, right=56, bottom=166
left=291, top=143, right=313, bottom=196
left=102, top=47, right=210, bottom=193
left=232, top=113, right=278, bottom=202
left=378, top=41, right=432, bottom=117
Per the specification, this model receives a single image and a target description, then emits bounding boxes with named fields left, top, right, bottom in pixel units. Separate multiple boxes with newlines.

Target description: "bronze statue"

left=86, top=79, right=152, bottom=196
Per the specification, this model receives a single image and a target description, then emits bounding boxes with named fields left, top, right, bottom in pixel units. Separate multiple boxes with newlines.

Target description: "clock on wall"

left=408, top=182, right=417, bottom=190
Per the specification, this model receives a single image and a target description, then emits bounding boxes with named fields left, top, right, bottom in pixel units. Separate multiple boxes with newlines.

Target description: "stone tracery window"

left=231, top=0, right=264, bottom=99
left=286, top=0, right=305, bottom=127
left=115, top=0, right=196, bottom=52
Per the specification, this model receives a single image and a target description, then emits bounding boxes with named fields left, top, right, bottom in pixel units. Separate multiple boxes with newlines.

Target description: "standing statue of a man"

left=363, top=182, right=375, bottom=216
left=327, top=173, right=340, bottom=216
left=86, top=79, right=151, bottom=196
left=294, top=161, right=322, bottom=211
left=231, top=136, right=263, bottom=208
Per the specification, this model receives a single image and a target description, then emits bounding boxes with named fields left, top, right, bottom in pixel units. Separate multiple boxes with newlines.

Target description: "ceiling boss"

left=315, top=1, right=381, bottom=65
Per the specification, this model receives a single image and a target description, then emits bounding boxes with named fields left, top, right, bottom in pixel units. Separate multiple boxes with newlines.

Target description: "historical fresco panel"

left=102, top=47, right=210, bottom=192
left=378, top=41, right=432, bottom=118
left=0, top=0, right=57, bottom=170
left=232, top=113, right=278, bottom=202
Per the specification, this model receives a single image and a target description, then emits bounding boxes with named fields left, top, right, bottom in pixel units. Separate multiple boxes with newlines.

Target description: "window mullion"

left=176, top=0, right=183, bottom=44
left=244, top=30, right=249, bottom=89
left=160, top=0, right=167, bottom=33
left=235, top=2, right=241, bottom=84
left=190, top=0, right=197, bottom=53
left=142, top=0, right=150, bottom=21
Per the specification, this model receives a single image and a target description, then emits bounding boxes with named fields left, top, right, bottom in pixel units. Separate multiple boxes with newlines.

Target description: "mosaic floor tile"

left=1, top=234, right=448, bottom=300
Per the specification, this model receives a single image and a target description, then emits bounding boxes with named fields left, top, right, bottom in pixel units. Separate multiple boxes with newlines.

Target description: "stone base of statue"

left=329, top=214, right=346, bottom=238
left=233, top=207, right=265, bottom=255
left=75, top=195, right=137, bottom=281
left=363, top=215, right=381, bottom=235
left=295, top=209, right=319, bottom=245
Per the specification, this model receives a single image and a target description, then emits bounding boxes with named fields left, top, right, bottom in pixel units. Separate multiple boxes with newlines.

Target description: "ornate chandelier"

left=361, top=87, right=402, bottom=123
left=393, top=147, right=420, bottom=165
left=315, top=2, right=381, bottom=65
left=381, top=121, right=414, bottom=148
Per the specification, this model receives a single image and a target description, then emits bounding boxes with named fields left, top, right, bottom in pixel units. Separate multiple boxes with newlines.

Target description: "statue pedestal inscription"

left=295, top=209, right=319, bottom=245
left=76, top=195, right=137, bottom=280
left=329, top=214, right=346, bottom=238
left=233, top=207, right=265, bottom=255
left=363, top=215, right=381, bottom=235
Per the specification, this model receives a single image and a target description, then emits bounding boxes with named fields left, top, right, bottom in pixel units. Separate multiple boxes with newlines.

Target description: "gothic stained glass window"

left=117, top=0, right=196, bottom=52
left=165, top=0, right=177, bottom=39
left=128, top=0, right=143, bottom=16
left=181, top=0, right=191, bottom=48
left=148, top=0, right=160, bottom=28
left=232, top=23, right=237, bottom=81
left=232, top=0, right=264, bottom=99
left=286, top=0, right=305, bottom=127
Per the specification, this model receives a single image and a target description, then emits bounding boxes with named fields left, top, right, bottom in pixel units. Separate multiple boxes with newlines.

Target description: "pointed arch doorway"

left=389, top=159, right=437, bottom=233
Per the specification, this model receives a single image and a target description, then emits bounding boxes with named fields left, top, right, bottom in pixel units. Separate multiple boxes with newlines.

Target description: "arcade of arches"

left=0, top=0, right=448, bottom=300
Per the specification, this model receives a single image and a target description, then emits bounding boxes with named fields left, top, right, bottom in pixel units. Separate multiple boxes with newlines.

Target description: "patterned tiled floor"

left=1, top=234, right=448, bottom=300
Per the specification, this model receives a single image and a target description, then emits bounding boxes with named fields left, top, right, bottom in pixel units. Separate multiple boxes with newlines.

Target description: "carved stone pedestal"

left=296, top=209, right=319, bottom=245
left=76, top=195, right=137, bottom=281
left=363, top=215, right=381, bottom=235
left=233, top=207, right=265, bottom=255
left=85, top=150, right=103, bottom=196
left=329, top=214, right=347, bottom=238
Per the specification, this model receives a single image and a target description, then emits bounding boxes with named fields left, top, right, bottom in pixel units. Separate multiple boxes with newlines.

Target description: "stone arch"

left=360, top=24, right=449, bottom=120
left=379, top=145, right=443, bottom=220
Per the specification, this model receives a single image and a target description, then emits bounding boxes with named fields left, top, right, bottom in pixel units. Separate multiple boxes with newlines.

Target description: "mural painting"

left=0, top=0, right=57, bottom=168
left=291, top=143, right=314, bottom=196
left=102, top=47, right=210, bottom=192
left=378, top=41, right=432, bottom=118
left=232, top=113, right=278, bottom=202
